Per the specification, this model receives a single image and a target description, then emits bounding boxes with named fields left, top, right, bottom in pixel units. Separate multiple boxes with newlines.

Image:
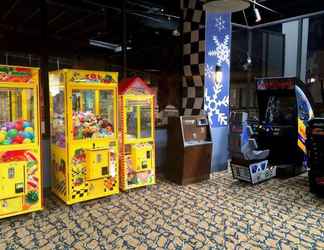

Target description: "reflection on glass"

left=126, top=106, right=137, bottom=139
left=140, top=105, right=152, bottom=138
left=99, top=91, right=114, bottom=129
left=72, top=91, right=94, bottom=113
left=72, top=90, right=114, bottom=140
left=51, top=87, right=65, bottom=147
left=125, top=99, right=152, bottom=140
left=0, top=88, right=35, bottom=145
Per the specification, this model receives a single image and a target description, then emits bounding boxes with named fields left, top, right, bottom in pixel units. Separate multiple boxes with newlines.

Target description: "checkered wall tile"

left=181, top=0, right=206, bottom=115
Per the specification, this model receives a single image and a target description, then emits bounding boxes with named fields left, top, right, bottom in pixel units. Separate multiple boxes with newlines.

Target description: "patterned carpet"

left=1, top=170, right=324, bottom=249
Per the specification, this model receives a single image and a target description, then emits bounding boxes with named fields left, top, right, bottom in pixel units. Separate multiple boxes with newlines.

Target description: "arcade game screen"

left=261, top=94, right=297, bottom=125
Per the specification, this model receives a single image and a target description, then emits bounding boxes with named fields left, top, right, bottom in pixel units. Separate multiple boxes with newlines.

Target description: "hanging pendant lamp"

left=203, top=0, right=250, bottom=13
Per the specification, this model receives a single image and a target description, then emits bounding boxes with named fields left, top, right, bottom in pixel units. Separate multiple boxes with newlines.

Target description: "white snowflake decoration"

left=208, top=35, right=230, bottom=66
left=204, top=82, right=229, bottom=126
left=213, top=80, right=222, bottom=96
left=215, top=16, right=225, bottom=32
left=205, top=64, right=215, bottom=80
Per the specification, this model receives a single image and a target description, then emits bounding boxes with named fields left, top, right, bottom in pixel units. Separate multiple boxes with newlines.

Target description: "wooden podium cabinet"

left=166, top=115, right=213, bottom=185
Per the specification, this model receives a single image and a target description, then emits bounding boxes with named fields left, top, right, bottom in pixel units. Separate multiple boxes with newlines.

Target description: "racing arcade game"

left=307, top=118, right=324, bottom=193
left=255, top=77, right=314, bottom=177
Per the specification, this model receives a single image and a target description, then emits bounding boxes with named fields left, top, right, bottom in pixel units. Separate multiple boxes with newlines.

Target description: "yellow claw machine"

left=49, top=69, right=119, bottom=204
left=0, top=65, right=42, bottom=219
left=119, top=77, right=156, bottom=191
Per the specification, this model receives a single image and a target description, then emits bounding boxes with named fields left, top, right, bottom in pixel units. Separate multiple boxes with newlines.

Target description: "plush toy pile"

left=73, top=111, right=114, bottom=139
left=0, top=120, right=34, bottom=145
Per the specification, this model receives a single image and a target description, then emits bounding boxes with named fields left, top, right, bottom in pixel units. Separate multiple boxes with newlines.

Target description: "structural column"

left=40, top=0, right=50, bottom=137
left=181, top=0, right=232, bottom=171
left=122, top=0, right=127, bottom=78
left=40, top=0, right=51, bottom=188
left=204, top=12, right=231, bottom=171
left=181, top=0, right=205, bottom=115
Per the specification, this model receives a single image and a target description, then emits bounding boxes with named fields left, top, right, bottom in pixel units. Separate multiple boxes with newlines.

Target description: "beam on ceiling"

left=127, top=1, right=160, bottom=11
left=49, top=0, right=180, bottom=26
left=22, top=8, right=40, bottom=24
left=232, top=22, right=250, bottom=29
left=71, top=22, right=105, bottom=38
left=55, top=13, right=94, bottom=34
left=46, top=0, right=97, bottom=14
left=81, top=0, right=120, bottom=12
left=2, top=0, right=21, bottom=20
left=82, top=0, right=174, bottom=14
left=48, top=10, right=65, bottom=25
left=242, top=0, right=279, bottom=14
left=0, top=33, right=89, bottom=56
left=250, top=9, right=324, bottom=29
left=130, top=12, right=169, bottom=24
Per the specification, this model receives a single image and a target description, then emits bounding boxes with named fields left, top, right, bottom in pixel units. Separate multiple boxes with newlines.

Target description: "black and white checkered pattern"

left=72, top=182, right=89, bottom=200
left=181, top=0, right=206, bottom=115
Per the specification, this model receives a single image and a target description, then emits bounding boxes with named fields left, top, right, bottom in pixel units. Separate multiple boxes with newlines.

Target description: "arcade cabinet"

left=49, top=69, right=119, bottom=204
left=118, top=77, right=156, bottom=191
left=229, top=112, right=275, bottom=184
left=166, top=115, right=212, bottom=185
left=0, top=65, right=43, bottom=219
left=255, top=77, right=314, bottom=177
left=306, top=118, right=324, bottom=193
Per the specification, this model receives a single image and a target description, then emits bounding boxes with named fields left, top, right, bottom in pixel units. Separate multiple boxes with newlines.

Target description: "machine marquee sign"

left=0, top=67, right=33, bottom=83
left=124, top=82, right=149, bottom=95
left=70, top=71, right=116, bottom=84
left=256, top=78, right=295, bottom=90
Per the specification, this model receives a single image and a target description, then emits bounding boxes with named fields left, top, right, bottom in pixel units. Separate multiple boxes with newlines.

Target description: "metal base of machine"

left=275, top=164, right=306, bottom=178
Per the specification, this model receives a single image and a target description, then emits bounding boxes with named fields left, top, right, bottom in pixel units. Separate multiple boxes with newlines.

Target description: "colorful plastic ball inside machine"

left=0, top=65, right=42, bottom=219
left=49, top=69, right=120, bottom=205
left=118, top=77, right=156, bottom=191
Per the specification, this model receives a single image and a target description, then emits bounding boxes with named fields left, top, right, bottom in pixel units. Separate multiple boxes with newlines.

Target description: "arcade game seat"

left=229, top=112, right=275, bottom=184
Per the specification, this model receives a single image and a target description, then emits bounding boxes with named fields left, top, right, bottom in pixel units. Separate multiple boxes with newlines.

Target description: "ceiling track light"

left=253, top=1, right=261, bottom=22
left=254, top=7, right=261, bottom=22
left=172, top=29, right=180, bottom=37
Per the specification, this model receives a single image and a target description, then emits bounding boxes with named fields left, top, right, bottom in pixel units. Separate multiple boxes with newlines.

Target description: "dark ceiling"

left=0, top=0, right=181, bottom=70
left=0, top=0, right=324, bottom=70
